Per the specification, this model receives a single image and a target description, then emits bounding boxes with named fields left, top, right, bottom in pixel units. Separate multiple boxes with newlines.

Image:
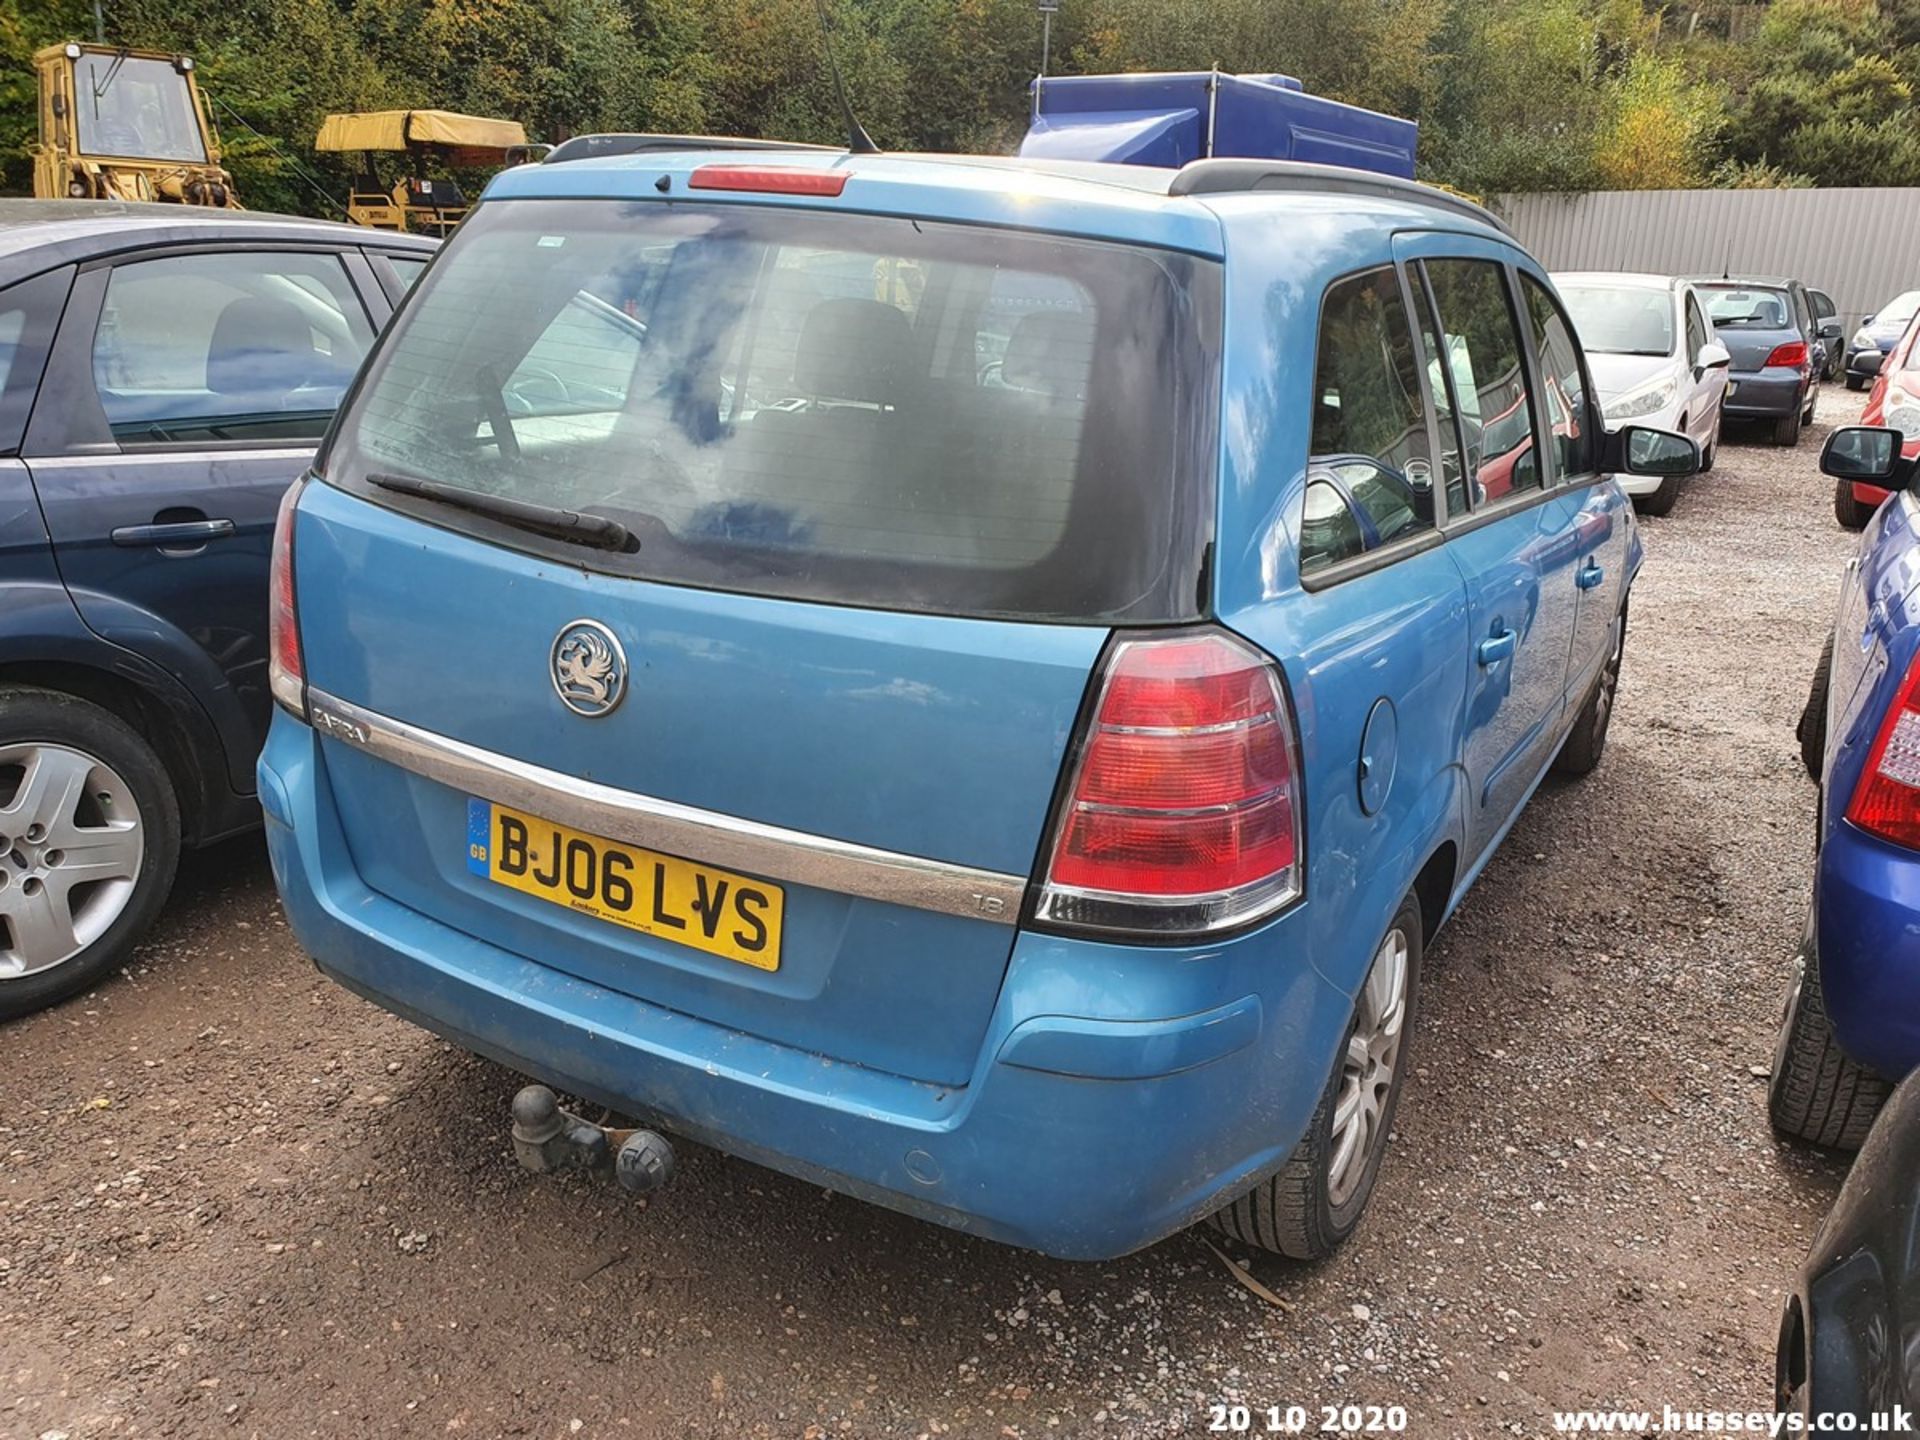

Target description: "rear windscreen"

left=1698, top=286, right=1789, bottom=329
left=323, top=198, right=1222, bottom=623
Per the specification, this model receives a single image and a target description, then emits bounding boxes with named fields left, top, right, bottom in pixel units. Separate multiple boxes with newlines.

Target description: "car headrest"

left=1001, top=311, right=1094, bottom=399
left=206, top=295, right=316, bottom=398
left=794, top=298, right=914, bottom=406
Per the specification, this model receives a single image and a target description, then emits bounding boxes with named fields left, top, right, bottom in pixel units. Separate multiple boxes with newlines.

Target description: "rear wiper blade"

left=364, top=473, right=636, bottom=554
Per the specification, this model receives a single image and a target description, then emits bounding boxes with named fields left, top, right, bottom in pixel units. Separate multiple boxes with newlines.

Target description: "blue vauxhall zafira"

left=257, top=143, right=1692, bottom=1261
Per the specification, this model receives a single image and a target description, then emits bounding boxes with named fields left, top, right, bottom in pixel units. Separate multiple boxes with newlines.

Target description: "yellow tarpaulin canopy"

left=316, top=110, right=528, bottom=154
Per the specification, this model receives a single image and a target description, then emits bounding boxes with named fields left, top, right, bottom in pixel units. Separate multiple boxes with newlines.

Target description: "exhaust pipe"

left=510, top=1085, right=676, bottom=1196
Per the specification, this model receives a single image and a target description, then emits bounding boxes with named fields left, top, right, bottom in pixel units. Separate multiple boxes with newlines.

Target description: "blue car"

left=260, top=144, right=1697, bottom=1260
left=1844, top=289, right=1920, bottom=391
left=1777, top=423, right=1920, bottom=1146
left=0, top=201, right=433, bottom=1021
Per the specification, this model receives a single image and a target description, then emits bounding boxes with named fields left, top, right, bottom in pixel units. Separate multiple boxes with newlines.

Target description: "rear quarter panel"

left=1203, top=200, right=1476, bottom=1000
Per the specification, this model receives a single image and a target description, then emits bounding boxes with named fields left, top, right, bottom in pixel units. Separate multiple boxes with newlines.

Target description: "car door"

left=1680, top=287, right=1727, bottom=446
left=1398, top=239, right=1584, bottom=867
left=24, top=243, right=387, bottom=792
left=1519, top=272, right=1631, bottom=704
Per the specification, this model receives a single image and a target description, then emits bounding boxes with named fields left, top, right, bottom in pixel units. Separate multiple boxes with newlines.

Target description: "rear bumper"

left=259, top=714, right=1354, bottom=1260
left=1815, top=819, right=1920, bottom=1078
left=1722, top=368, right=1806, bottom=419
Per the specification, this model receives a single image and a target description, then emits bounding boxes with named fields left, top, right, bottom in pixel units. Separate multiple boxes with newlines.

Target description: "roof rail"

left=545, top=133, right=841, bottom=165
left=1168, top=159, right=1510, bottom=235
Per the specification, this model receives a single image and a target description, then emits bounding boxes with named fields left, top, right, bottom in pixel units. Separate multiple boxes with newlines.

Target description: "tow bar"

left=509, top=1085, right=676, bottom=1196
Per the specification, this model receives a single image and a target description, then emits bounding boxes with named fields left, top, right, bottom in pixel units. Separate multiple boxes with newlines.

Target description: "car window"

left=1700, top=287, right=1789, bottom=329
left=1422, top=259, right=1541, bottom=506
left=1557, top=283, right=1673, bottom=357
left=1810, top=290, right=1836, bottom=320
left=1521, top=277, right=1596, bottom=482
left=327, top=200, right=1221, bottom=623
left=1793, top=288, right=1813, bottom=333
left=0, top=267, right=72, bottom=454
left=92, top=251, right=374, bottom=447
left=1685, top=296, right=1709, bottom=361
left=384, top=255, right=430, bottom=291
left=1301, top=266, right=1437, bottom=577
left=1881, top=290, right=1920, bottom=326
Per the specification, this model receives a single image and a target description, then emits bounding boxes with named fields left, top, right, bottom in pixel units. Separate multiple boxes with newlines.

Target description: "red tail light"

left=268, top=479, right=306, bottom=717
left=688, top=166, right=849, bottom=197
left=1765, top=341, right=1810, bottom=370
left=1036, top=630, right=1303, bottom=935
left=1849, top=653, right=1920, bottom=849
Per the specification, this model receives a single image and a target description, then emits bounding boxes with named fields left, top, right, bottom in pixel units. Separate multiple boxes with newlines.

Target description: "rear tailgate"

left=296, top=485, right=1101, bottom=1087
left=292, top=190, right=1221, bottom=1089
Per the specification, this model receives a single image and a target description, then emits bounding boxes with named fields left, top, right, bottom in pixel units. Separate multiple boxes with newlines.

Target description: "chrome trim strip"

left=27, top=447, right=316, bottom=468
left=305, top=689, right=1028, bottom=926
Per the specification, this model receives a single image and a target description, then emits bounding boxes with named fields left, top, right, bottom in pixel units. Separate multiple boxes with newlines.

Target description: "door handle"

left=1477, top=628, right=1516, bottom=666
left=111, top=519, right=236, bottom=547
left=1576, top=558, right=1606, bottom=590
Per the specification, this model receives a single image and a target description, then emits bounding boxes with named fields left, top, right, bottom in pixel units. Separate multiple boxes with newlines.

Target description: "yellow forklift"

left=316, top=110, right=537, bottom=236
left=32, top=41, right=239, bottom=205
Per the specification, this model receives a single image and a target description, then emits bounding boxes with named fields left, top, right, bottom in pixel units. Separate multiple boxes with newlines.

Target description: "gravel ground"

left=1, top=388, right=1869, bottom=1440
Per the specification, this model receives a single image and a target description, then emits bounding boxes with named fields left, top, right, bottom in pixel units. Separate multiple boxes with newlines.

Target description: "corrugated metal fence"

left=1490, top=188, right=1920, bottom=333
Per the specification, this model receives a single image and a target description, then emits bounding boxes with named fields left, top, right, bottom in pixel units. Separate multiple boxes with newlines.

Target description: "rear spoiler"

left=545, top=134, right=841, bottom=165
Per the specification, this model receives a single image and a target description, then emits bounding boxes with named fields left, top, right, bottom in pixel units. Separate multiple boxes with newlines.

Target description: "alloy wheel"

left=1329, top=925, right=1410, bottom=1207
left=0, top=743, right=144, bottom=979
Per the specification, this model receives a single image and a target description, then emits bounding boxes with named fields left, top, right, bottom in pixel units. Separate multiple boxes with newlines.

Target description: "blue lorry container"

left=1018, top=70, right=1417, bottom=178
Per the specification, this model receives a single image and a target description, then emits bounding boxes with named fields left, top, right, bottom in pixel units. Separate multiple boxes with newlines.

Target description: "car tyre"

left=0, top=686, right=180, bottom=1022
left=1769, top=932, right=1889, bottom=1151
left=1774, top=408, right=1803, bottom=447
left=1632, top=475, right=1680, bottom=517
left=1207, top=894, right=1422, bottom=1261
left=1797, top=634, right=1832, bottom=784
left=1698, top=416, right=1719, bottom=474
left=1845, top=374, right=1866, bottom=392
left=1834, top=478, right=1874, bottom=530
left=1553, top=605, right=1625, bottom=776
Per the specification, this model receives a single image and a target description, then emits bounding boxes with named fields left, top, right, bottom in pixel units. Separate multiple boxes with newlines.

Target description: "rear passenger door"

left=1288, top=264, right=1468, bottom=919
left=25, top=244, right=387, bottom=791
left=1397, top=237, right=1585, bottom=865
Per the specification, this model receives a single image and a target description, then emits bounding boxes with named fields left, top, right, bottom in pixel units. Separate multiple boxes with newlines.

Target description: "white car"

left=1555, top=271, right=1731, bottom=516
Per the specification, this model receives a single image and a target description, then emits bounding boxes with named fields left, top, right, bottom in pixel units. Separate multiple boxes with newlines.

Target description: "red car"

left=1843, top=311, right=1920, bottom=528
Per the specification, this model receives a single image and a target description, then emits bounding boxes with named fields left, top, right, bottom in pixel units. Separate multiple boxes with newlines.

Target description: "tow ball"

left=509, top=1085, right=676, bottom=1196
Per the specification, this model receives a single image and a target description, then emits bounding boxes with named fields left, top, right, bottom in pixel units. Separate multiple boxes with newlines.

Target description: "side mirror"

left=1820, top=319, right=1844, bottom=340
left=1821, top=426, right=1901, bottom=482
left=1604, top=425, right=1700, bottom=478
left=1697, top=341, right=1731, bottom=371
left=1858, top=350, right=1887, bottom=379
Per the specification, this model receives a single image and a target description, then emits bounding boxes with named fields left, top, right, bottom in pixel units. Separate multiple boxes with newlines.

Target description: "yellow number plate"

left=466, top=798, right=783, bottom=970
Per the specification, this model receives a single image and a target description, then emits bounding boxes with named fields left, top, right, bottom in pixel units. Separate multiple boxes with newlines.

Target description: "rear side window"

left=1422, top=259, right=1541, bottom=505
left=325, top=200, right=1222, bottom=623
left=0, top=267, right=72, bottom=454
left=1521, top=277, right=1596, bottom=481
left=92, top=251, right=373, bottom=446
left=1302, top=267, right=1436, bottom=576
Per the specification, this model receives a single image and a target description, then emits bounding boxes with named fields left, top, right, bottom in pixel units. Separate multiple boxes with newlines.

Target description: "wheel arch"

left=0, top=658, right=230, bottom=845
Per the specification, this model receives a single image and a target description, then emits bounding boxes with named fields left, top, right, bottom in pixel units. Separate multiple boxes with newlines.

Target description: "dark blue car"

left=1777, top=423, right=1920, bottom=1145
left=0, top=201, right=433, bottom=1020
